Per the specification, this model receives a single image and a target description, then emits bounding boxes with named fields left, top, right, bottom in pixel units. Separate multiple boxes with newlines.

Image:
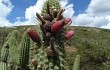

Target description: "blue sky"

left=71, top=0, right=90, bottom=16
left=7, top=0, right=91, bottom=23
left=7, top=0, right=37, bottom=23
left=0, top=0, right=110, bottom=29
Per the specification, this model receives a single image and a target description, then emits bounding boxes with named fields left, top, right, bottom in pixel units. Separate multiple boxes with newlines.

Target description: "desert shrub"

left=76, top=38, right=110, bottom=70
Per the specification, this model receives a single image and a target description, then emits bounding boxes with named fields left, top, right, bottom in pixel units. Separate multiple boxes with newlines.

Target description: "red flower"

left=27, top=28, right=40, bottom=42
left=51, top=19, right=65, bottom=33
left=65, top=30, right=75, bottom=40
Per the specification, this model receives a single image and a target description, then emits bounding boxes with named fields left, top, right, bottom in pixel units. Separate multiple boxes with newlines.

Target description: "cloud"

left=0, top=0, right=74, bottom=27
left=25, top=0, right=74, bottom=25
left=14, top=0, right=74, bottom=26
left=60, top=0, right=74, bottom=18
left=25, top=0, right=47, bottom=20
left=0, top=0, right=14, bottom=27
left=73, top=0, right=110, bottom=29
left=101, top=15, right=110, bottom=29
left=1, top=0, right=109, bottom=29
left=86, top=0, right=110, bottom=16
left=0, top=0, right=48, bottom=27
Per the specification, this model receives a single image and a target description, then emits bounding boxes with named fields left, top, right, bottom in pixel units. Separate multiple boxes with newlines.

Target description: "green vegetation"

left=0, top=26, right=110, bottom=70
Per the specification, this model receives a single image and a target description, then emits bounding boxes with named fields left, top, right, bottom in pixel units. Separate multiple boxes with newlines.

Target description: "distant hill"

left=0, top=25, right=110, bottom=70
left=0, top=25, right=110, bottom=47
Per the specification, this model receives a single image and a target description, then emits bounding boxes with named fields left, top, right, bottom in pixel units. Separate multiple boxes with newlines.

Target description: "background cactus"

left=0, top=41, right=9, bottom=70
left=73, top=55, right=80, bottom=70
left=19, top=31, right=30, bottom=70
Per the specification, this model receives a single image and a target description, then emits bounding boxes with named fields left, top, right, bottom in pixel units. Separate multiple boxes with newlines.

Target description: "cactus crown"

left=42, top=0, right=61, bottom=14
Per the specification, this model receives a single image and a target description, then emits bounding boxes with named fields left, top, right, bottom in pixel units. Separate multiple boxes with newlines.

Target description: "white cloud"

left=25, top=0, right=47, bottom=20
left=63, top=4, right=74, bottom=18
left=0, top=0, right=47, bottom=27
left=13, top=20, right=36, bottom=26
left=101, top=15, right=110, bottom=29
left=0, top=0, right=14, bottom=27
left=25, top=0, right=74, bottom=25
left=0, top=0, right=75, bottom=27
left=60, top=0, right=68, bottom=8
left=60, top=0, right=74, bottom=18
left=73, top=0, right=110, bottom=29
left=1, top=0, right=110, bottom=29
left=86, top=0, right=110, bottom=16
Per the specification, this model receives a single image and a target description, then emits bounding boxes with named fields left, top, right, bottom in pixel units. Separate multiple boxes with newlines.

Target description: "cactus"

left=0, top=62, right=8, bottom=70
left=0, top=0, right=76, bottom=70
left=7, top=37, right=18, bottom=70
left=6, top=30, right=19, bottom=41
left=42, top=0, right=61, bottom=14
left=0, top=41, right=9, bottom=63
left=73, top=55, right=80, bottom=70
left=0, top=41, right=9, bottom=70
left=19, top=31, right=30, bottom=70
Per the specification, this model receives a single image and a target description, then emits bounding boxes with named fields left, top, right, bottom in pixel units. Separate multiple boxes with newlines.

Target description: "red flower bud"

left=51, top=19, right=65, bottom=33
left=27, top=28, right=40, bottom=42
left=65, top=18, right=71, bottom=25
left=65, top=30, right=75, bottom=40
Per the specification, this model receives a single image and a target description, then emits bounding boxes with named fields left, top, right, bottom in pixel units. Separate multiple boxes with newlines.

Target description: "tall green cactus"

left=73, top=55, right=80, bottom=70
left=6, top=30, right=19, bottom=41
left=0, top=42, right=9, bottom=63
left=19, top=31, right=30, bottom=70
left=8, top=37, right=18, bottom=65
left=0, top=41, right=9, bottom=70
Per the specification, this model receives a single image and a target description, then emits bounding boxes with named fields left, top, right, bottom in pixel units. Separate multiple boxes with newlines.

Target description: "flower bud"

left=27, top=28, right=40, bottom=42
left=51, top=19, right=65, bottom=33
left=65, top=30, right=75, bottom=40
left=65, top=18, right=71, bottom=25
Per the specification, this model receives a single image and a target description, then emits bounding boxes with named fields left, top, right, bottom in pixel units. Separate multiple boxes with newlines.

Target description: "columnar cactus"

left=0, top=42, right=9, bottom=63
left=0, top=41, right=9, bottom=70
left=0, top=62, right=8, bottom=70
left=6, top=30, right=19, bottom=41
left=0, top=0, right=76, bottom=70
left=19, top=31, right=30, bottom=70
left=8, top=37, right=18, bottom=67
left=28, top=0, right=74, bottom=69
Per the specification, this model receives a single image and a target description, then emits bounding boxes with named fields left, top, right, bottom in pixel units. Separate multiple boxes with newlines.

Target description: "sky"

left=0, top=0, right=110, bottom=29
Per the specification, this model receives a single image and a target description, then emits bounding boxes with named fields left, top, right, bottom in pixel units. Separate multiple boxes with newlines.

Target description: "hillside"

left=1, top=25, right=110, bottom=46
left=0, top=25, right=110, bottom=70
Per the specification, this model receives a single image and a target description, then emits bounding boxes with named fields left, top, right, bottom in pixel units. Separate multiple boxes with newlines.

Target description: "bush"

left=76, top=38, right=110, bottom=70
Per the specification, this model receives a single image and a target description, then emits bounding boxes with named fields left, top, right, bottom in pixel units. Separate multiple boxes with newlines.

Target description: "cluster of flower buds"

left=27, top=2, right=75, bottom=57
